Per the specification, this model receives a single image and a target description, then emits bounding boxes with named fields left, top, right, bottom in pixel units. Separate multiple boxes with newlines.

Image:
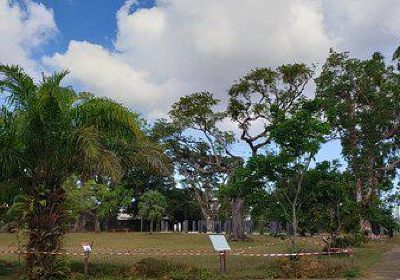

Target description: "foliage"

left=315, top=49, right=400, bottom=229
left=153, top=92, right=241, bottom=223
left=331, top=233, right=369, bottom=248
left=227, top=64, right=313, bottom=156
left=245, top=99, right=330, bottom=243
left=138, top=190, right=167, bottom=232
left=0, top=64, right=168, bottom=279
left=267, top=258, right=357, bottom=279
left=297, top=161, right=349, bottom=234
left=64, top=176, right=135, bottom=231
left=128, top=258, right=215, bottom=280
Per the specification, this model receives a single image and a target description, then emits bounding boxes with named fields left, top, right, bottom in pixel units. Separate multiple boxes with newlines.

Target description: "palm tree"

left=138, top=190, right=167, bottom=234
left=0, top=65, right=170, bottom=279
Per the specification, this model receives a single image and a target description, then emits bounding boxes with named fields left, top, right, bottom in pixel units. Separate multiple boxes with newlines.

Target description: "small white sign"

left=209, top=235, right=231, bottom=252
left=81, top=242, right=92, bottom=253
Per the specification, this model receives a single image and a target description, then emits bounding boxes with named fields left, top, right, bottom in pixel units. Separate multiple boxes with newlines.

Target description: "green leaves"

left=0, top=64, right=172, bottom=279
left=227, top=64, right=314, bottom=155
left=138, top=190, right=168, bottom=222
left=315, top=49, right=400, bottom=200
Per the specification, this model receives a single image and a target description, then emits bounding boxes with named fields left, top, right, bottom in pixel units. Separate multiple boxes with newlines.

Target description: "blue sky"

left=1, top=0, right=399, bottom=164
left=31, top=0, right=155, bottom=60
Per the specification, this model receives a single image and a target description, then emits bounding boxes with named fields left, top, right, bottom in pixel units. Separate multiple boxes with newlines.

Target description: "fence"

left=157, top=220, right=291, bottom=234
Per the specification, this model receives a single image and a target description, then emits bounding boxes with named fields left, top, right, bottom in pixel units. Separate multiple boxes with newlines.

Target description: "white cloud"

left=115, top=0, right=332, bottom=87
left=0, top=0, right=57, bottom=75
left=44, top=0, right=400, bottom=117
left=322, top=0, right=400, bottom=57
left=43, top=41, right=187, bottom=118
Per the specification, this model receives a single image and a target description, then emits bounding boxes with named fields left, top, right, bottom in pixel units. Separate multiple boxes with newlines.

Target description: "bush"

left=69, top=261, right=128, bottom=278
left=268, top=258, right=356, bottom=278
left=269, top=232, right=287, bottom=240
left=128, top=258, right=216, bottom=280
left=0, top=260, right=17, bottom=277
left=331, top=233, right=369, bottom=248
left=342, top=266, right=361, bottom=278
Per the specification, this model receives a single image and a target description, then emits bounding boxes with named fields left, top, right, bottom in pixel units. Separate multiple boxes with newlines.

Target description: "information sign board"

left=209, top=235, right=231, bottom=252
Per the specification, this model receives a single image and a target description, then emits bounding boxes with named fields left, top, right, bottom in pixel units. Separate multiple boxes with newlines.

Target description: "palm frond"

left=71, top=125, right=122, bottom=181
left=74, top=97, right=142, bottom=142
left=393, top=45, right=400, bottom=61
left=0, top=64, right=36, bottom=108
left=113, top=137, right=172, bottom=176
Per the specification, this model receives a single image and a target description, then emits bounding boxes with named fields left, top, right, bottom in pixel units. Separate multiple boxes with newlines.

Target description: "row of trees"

left=1, top=45, right=400, bottom=279
left=153, top=46, right=400, bottom=243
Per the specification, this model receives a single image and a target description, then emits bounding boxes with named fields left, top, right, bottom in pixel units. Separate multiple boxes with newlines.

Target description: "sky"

left=0, top=0, right=399, bottom=162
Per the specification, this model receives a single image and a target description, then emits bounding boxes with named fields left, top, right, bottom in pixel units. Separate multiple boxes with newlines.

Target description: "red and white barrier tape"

left=0, top=249, right=217, bottom=257
left=233, top=249, right=352, bottom=258
left=0, top=248, right=352, bottom=258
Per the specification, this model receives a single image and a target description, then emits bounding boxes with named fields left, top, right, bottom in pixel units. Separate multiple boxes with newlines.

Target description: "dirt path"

left=372, top=244, right=400, bottom=279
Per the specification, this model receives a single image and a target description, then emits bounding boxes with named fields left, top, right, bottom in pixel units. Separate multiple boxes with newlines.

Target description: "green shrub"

left=69, top=261, right=128, bottom=278
left=0, top=260, right=17, bottom=277
left=331, top=233, right=369, bottom=248
left=128, top=258, right=216, bottom=280
left=268, top=258, right=352, bottom=278
left=342, top=266, right=361, bottom=278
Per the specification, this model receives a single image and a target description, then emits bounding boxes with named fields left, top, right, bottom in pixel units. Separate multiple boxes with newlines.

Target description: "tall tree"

left=315, top=50, right=400, bottom=231
left=154, top=92, right=241, bottom=232
left=219, top=167, right=264, bottom=241
left=246, top=99, right=329, bottom=247
left=0, top=65, right=169, bottom=279
left=225, top=64, right=314, bottom=240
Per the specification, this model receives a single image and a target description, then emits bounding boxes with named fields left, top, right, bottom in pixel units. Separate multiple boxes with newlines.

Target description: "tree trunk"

left=191, top=184, right=217, bottom=225
left=206, top=216, right=213, bottom=233
left=230, top=197, right=246, bottom=241
left=291, top=203, right=297, bottom=249
left=93, top=213, right=101, bottom=233
left=72, top=220, right=79, bottom=232
left=79, top=213, right=87, bottom=231
left=26, top=186, right=68, bottom=280
left=103, top=213, right=110, bottom=231
left=149, top=219, right=154, bottom=234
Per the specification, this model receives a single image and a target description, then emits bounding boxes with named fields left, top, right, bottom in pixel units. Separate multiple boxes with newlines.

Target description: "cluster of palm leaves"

left=138, top=190, right=168, bottom=234
left=0, top=65, right=171, bottom=279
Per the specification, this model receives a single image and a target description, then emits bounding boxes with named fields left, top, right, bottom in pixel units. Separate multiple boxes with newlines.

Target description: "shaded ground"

left=372, top=243, right=400, bottom=279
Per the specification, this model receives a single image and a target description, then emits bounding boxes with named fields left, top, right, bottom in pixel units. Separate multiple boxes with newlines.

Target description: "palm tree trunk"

left=26, top=186, right=68, bottom=280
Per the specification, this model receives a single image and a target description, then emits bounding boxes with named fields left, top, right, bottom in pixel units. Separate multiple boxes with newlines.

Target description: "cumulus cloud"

left=115, top=0, right=332, bottom=88
left=323, top=0, right=400, bottom=57
left=44, top=0, right=400, bottom=117
left=0, top=0, right=57, bottom=75
left=43, top=41, right=187, bottom=118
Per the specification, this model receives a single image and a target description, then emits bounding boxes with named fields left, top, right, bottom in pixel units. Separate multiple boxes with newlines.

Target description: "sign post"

left=81, top=242, right=92, bottom=279
left=219, top=250, right=226, bottom=274
left=209, top=235, right=231, bottom=275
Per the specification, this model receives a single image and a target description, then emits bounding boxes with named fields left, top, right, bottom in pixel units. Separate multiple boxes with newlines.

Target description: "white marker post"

left=209, top=235, right=231, bottom=274
left=81, top=242, right=92, bottom=279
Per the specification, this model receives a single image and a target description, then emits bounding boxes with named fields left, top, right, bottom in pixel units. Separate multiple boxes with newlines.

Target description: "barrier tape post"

left=219, top=251, right=226, bottom=275
left=81, top=242, right=92, bottom=279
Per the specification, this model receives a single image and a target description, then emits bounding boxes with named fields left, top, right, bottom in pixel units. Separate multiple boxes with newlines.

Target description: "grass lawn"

left=0, top=232, right=396, bottom=279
